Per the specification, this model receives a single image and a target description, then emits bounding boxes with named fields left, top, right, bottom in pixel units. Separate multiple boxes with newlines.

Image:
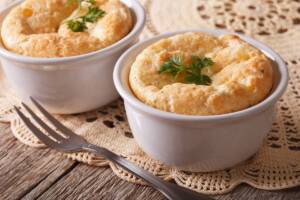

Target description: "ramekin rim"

left=0, top=0, right=145, bottom=64
left=113, top=29, right=289, bottom=122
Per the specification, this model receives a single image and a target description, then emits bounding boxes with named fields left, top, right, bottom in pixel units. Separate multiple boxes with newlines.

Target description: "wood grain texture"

left=0, top=123, right=76, bottom=200
left=35, top=164, right=165, bottom=200
left=0, top=122, right=299, bottom=200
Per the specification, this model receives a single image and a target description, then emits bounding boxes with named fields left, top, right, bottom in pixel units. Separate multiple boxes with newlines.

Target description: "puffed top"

left=129, top=33, right=273, bottom=115
left=1, top=0, right=133, bottom=57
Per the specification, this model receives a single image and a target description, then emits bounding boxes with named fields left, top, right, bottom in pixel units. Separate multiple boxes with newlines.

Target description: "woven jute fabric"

left=0, top=0, right=300, bottom=195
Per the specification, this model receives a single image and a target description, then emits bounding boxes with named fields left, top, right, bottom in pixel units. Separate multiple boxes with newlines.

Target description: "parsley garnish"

left=84, top=7, right=105, bottom=23
left=158, top=55, right=185, bottom=78
left=185, top=74, right=212, bottom=85
left=67, top=20, right=87, bottom=32
left=65, top=0, right=105, bottom=32
left=158, top=55, right=213, bottom=85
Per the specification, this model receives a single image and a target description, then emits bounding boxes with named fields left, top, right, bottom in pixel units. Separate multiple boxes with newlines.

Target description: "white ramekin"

left=0, top=0, right=145, bottom=114
left=113, top=29, right=289, bottom=172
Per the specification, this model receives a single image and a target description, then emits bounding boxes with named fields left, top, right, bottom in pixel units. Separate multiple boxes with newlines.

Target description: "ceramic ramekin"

left=113, top=29, right=289, bottom=172
left=0, top=0, right=145, bottom=114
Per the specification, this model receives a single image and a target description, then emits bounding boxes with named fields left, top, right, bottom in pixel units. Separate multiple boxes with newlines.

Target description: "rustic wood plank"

left=35, top=163, right=166, bottom=200
left=1, top=121, right=299, bottom=200
left=0, top=123, right=77, bottom=200
left=33, top=160, right=300, bottom=200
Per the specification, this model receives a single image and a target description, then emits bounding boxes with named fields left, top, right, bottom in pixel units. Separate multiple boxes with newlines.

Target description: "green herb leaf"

left=158, top=55, right=185, bottom=78
left=185, top=74, right=212, bottom=85
left=189, top=56, right=213, bottom=71
left=67, top=19, right=87, bottom=32
left=84, top=7, right=105, bottom=23
left=65, top=0, right=105, bottom=32
left=158, top=55, right=214, bottom=86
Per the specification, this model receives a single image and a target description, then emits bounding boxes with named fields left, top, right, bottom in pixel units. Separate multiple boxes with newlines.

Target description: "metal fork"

left=14, top=98, right=213, bottom=200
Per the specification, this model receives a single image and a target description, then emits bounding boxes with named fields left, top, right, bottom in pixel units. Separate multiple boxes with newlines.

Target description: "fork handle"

left=83, top=144, right=213, bottom=200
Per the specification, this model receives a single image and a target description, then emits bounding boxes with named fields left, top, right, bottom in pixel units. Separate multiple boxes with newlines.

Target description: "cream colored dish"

left=129, top=33, right=273, bottom=115
left=114, top=30, right=288, bottom=172
left=0, top=0, right=145, bottom=114
left=1, top=0, right=133, bottom=57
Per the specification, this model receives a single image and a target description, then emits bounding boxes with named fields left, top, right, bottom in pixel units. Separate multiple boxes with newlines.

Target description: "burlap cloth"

left=0, top=0, right=300, bottom=195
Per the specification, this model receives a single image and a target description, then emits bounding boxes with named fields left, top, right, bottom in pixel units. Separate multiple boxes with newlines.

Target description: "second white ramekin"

left=0, top=0, right=145, bottom=114
left=113, top=29, right=289, bottom=172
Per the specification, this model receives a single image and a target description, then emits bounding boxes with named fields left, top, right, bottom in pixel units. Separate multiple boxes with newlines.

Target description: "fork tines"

left=14, top=98, right=82, bottom=149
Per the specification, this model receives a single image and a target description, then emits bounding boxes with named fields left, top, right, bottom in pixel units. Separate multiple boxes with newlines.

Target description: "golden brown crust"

left=1, top=0, right=133, bottom=57
left=129, top=33, right=273, bottom=115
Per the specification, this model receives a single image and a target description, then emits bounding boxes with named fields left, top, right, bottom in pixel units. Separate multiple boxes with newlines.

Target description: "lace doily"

left=0, top=0, right=300, bottom=195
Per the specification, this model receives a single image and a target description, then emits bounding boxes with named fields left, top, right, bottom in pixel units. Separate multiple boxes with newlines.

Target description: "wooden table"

left=0, top=123, right=299, bottom=200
